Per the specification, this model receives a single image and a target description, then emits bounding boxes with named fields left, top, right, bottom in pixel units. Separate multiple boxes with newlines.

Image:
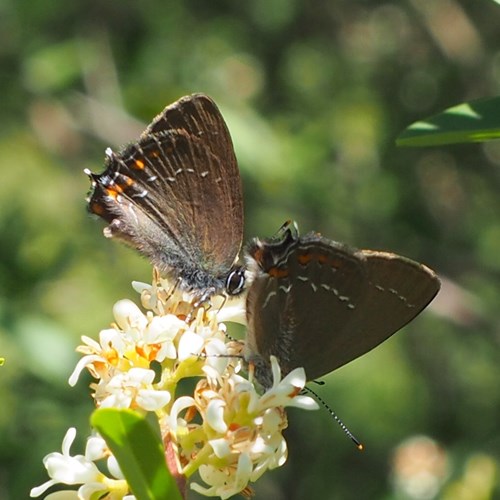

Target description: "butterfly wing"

left=246, top=233, right=440, bottom=384
left=87, top=94, right=243, bottom=292
left=246, top=236, right=367, bottom=382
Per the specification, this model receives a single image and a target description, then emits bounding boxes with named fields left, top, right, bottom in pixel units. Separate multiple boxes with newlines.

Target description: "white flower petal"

left=168, top=396, right=195, bottom=432
left=44, top=453, right=100, bottom=484
left=270, top=355, right=282, bottom=385
left=233, top=453, right=253, bottom=493
left=127, top=367, right=155, bottom=385
left=99, top=392, right=132, bottom=409
left=209, top=438, right=231, bottom=458
left=287, top=395, right=319, bottom=410
left=80, top=335, right=101, bottom=351
left=156, top=340, right=176, bottom=361
left=113, top=299, right=147, bottom=331
left=197, top=464, right=225, bottom=487
left=136, top=389, right=171, bottom=411
left=190, top=480, right=217, bottom=497
left=146, top=315, right=185, bottom=343
left=177, top=331, right=204, bottom=360
left=206, top=400, right=227, bottom=434
left=78, top=482, right=108, bottom=499
left=210, top=295, right=247, bottom=324
left=30, top=479, right=57, bottom=497
left=61, top=428, right=76, bottom=456
left=280, top=366, right=307, bottom=388
left=131, top=281, right=151, bottom=293
left=44, top=490, right=80, bottom=499
left=85, top=436, right=107, bottom=461
left=107, top=455, right=124, bottom=479
left=204, top=339, right=229, bottom=373
left=68, top=355, right=102, bottom=387
left=99, top=328, right=126, bottom=352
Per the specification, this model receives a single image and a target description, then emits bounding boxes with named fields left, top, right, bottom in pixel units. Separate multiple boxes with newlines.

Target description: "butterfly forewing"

left=87, top=94, right=243, bottom=293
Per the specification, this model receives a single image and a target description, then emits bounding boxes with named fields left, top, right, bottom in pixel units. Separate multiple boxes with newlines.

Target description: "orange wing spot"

left=134, top=159, right=145, bottom=169
left=329, top=258, right=343, bottom=269
left=317, top=253, right=329, bottom=265
left=297, top=252, right=313, bottom=265
left=228, top=423, right=241, bottom=432
left=105, top=186, right=120, bottom=199
left=252, top=247, right=264, bottom=264
left=90, top=201, right=105, bottom=215
left=269, top=266, right=289, bottom=278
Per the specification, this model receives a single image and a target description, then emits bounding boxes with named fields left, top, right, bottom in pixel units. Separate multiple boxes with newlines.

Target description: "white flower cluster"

left=31, top=274, right=318, bottom=499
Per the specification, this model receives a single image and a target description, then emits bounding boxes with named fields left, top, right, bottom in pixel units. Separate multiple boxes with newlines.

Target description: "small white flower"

left=68, top=329, right=128, bottom=387
left=31, top=428, right=132, bottom=499
left=98, top=367, right=170, bottom=411
left=144, top=315, right=185, bottom=360
left=192, top=453, right=253, bottom=500
left=250, top=356, right=319, bottom=413
left=113, top=299, right=148, bottom=332
left=30, top=428, right=102, bottom=498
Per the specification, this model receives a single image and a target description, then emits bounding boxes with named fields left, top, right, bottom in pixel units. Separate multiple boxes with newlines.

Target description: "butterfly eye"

left=225, top=267, right=246, bottom=296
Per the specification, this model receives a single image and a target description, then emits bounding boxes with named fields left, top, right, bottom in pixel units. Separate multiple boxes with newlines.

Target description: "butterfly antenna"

left=303, top=386, right=364, bottom=451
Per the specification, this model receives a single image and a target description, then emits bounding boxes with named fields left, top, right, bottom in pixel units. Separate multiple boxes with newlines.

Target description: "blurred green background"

left=1, top=0, right=500, bottom=498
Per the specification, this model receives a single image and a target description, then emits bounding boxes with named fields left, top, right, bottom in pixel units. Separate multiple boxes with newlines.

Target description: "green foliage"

left=397, top=97, right=500, bottom=146
left=91, top=409, right=182, bottom=500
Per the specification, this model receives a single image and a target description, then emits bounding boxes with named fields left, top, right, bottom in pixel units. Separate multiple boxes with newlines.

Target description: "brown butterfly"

left=85, top=94, right=245, bottom=299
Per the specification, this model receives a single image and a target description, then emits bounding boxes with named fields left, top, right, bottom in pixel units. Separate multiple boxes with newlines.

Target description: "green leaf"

left=397, top=96, right=500, bottom=146
left=91, top=408, right=182, bottom=500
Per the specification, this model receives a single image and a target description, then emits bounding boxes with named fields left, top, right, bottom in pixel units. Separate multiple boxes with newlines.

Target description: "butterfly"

left=85, top=94, right=245, bottom=299
left=244, top=222, right=440, bottom=387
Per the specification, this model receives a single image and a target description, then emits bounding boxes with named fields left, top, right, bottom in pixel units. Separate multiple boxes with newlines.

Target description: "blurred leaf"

left=91, top=408, right=181, bottom=500
left=397, top=97, right=500, bottom=146
left=23, top=40, right=83, bottom=92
